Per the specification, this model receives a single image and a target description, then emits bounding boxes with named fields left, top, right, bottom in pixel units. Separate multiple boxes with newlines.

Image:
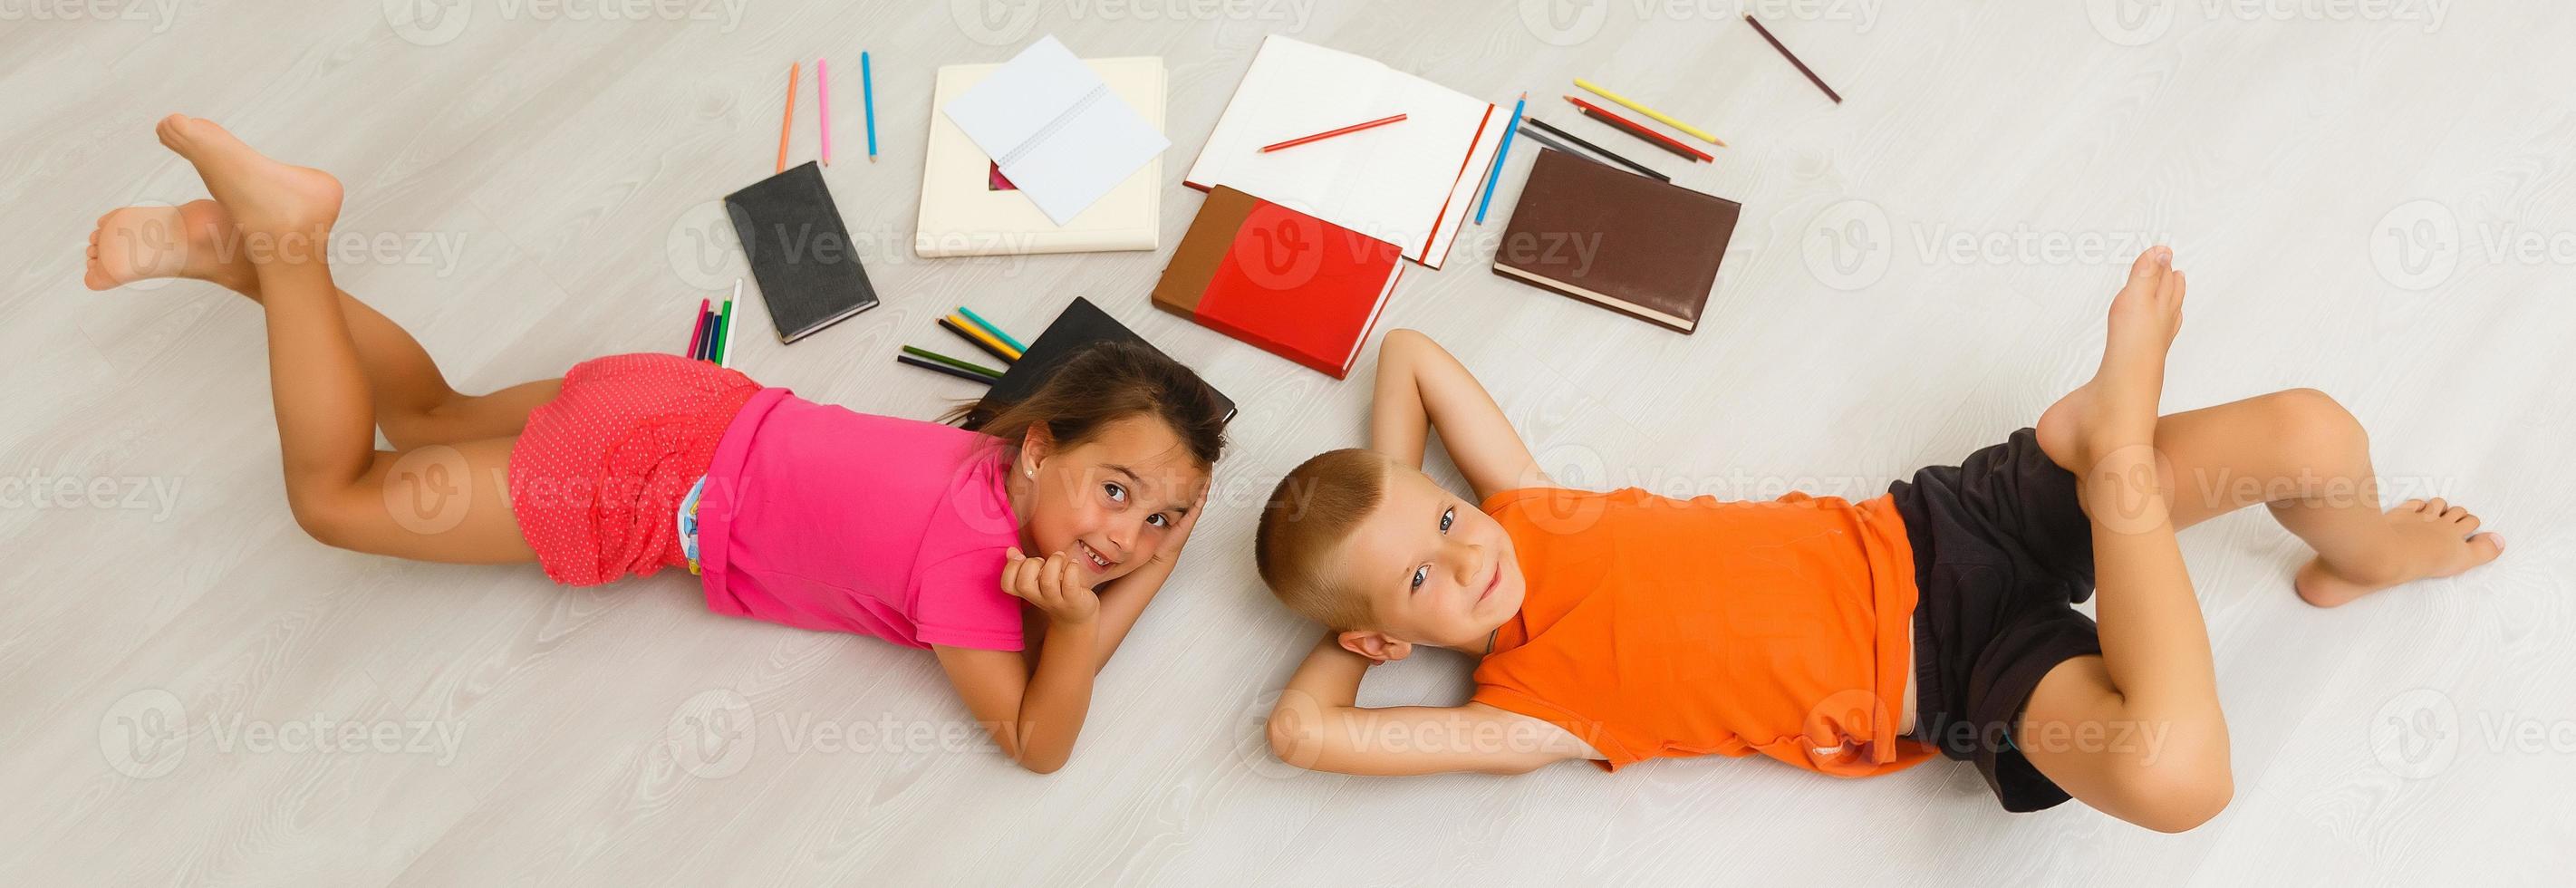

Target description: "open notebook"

left=917, top=53, right=1166, bottom=256
left=1183, top=35, right=1505, bottom=269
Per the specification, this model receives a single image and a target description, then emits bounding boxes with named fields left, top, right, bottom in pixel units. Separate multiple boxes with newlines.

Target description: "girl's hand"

left=1147, top=488, right=1211, bottom=568
left=1003, top=547, right=1099, bottom=625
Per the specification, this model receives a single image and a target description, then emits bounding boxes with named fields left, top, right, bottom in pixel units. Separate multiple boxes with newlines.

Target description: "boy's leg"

left=153, top=115, right=533, bottom=564
left=85, top=199, right=559, bottom=449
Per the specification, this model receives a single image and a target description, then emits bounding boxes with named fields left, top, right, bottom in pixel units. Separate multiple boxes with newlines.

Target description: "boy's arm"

left=1265, top=633, right=1594, bottom=776
left=1370, top=329, right=1551, bottom=500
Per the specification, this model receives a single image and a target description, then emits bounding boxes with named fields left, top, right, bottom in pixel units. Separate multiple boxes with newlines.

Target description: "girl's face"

left=1016, top=415, right=1208, bottom=587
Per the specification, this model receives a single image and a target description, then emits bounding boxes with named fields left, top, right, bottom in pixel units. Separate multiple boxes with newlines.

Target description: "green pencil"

left=710, top=297, right=732, bottom=365
left=901, top=345, right=1003, bottom=380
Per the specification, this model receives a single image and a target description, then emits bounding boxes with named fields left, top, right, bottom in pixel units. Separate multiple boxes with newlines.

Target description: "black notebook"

left=725, top=161, right=880, bottom=343
left=964, top=297, right=1237, bottom=430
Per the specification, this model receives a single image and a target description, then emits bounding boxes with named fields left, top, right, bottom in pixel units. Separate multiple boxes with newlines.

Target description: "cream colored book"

left=914, top=55, right=1164, bottom=257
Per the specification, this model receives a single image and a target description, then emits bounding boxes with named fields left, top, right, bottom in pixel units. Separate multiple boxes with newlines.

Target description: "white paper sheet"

left=942, top=35, right=1171, bottom=226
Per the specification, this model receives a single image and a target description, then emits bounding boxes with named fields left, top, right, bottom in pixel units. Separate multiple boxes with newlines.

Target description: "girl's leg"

left=85, top=199, right=560, bottom=449
left=152, top=114, right=532, bottom=564
left=2015, top=387, right=2501, bottom=831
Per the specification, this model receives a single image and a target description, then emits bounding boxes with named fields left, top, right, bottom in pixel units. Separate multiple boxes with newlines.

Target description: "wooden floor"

left=6, top=1, right=2572, bottom=883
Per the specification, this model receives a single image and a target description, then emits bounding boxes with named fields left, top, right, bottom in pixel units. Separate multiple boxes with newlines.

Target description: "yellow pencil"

left=1573, top=77, right=1726, bottom=147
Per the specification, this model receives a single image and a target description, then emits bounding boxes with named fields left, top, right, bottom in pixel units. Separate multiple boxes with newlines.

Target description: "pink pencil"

left=817, top=58, right=832, bottom=166
left=685, top=297, right=709, bottom=355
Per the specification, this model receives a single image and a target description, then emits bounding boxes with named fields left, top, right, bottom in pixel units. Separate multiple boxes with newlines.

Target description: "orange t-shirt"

left=1470, top=487, right=1933, bottom=777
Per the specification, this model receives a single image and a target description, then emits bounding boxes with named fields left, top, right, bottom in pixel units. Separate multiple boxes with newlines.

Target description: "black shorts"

left=1889, top=428, right=2100, bottom=813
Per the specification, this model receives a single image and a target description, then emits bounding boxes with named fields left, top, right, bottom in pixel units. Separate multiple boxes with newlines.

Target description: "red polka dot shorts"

left=508, top=352, right=763, bottom=586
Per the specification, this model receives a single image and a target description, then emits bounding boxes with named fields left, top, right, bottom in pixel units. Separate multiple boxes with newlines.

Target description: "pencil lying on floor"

left=941, top=314, right=1020, bottom=363
left=957, top=306, right=1027, bottom=353
left=897, top=354, right=998, bottom=384
left=900, top=345, right=1003, bottom=380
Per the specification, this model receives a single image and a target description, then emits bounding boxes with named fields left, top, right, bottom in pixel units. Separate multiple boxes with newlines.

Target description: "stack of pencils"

left=683, top=279, right=743, bottom=367
left=896, top=306, right=1025, bottom=384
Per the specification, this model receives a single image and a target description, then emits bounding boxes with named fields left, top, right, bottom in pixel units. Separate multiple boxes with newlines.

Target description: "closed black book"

left=725, top=161, right=881, bottom=343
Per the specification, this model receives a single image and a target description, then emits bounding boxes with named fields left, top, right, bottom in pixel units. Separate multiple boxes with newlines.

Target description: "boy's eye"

left=1411, top=565, right=1430, bottom=590
left=1439, top=507, right=1454, bottom=534
left=1104, top=482, right=1127, bottom=503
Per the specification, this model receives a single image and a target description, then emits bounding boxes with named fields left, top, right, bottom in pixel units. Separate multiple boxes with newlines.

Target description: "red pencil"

left=686, top=297, right=710, bottom=357
left=1564, top=96, right=1713, bottom=161
left=1259, top=113, right=1408, bottom=152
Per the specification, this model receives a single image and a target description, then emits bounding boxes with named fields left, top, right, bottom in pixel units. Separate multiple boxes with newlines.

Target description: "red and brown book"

left=1151, top=186, right=1404, bottom=379
left=1493, top=148, right=1741, bottom=333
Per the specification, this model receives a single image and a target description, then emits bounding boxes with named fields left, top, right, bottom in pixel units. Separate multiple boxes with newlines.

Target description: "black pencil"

left=1745, top=14, right=1842, bottom=104
left=938, top=316, right=1018, bottom=364
left=897, top=353, right=999, bottom=384
left=1520, top=119, right=1671, bottom=182
left=901, top=345, right=1004, bottom=380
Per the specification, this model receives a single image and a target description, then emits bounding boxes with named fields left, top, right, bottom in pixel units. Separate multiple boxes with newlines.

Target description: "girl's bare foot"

left=82, top=199, right=257, bottom=295
left=154, top=115, right=342, bottom=242
left=2294, top=498, right=2504, bottom=607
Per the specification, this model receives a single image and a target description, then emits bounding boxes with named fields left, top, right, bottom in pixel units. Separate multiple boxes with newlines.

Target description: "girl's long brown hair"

left=945, top=342, right=1229, bottom=469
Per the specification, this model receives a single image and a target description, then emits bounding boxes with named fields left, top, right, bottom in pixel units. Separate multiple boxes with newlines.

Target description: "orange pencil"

left=1260, top=113, right=1407, bottom=152
left=776, top=63, right=799, bottom=173
left=1565, top=95, right=1713, bottom=161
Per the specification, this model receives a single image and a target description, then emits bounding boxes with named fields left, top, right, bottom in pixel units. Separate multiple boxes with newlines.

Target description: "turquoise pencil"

left=1475, top=92, right=1528, bottom=225
left=862, top=52, right=878, bottom=161
left=957, top=306, right=1026, bottom=352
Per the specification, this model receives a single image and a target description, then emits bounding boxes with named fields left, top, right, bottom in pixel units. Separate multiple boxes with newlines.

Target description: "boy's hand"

left=1003, top=547, right=1099, bottom=625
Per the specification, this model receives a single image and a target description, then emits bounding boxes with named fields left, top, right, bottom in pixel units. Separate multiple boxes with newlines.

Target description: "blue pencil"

left=862, top=52, right=878, bottom=161
left=957, top=306, right=1027, bottom=353
left=1474, top=92, right=1528, bottom=225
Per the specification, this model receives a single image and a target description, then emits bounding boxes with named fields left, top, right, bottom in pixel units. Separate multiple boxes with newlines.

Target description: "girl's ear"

left=1020, top=423, right=1056, bottom=477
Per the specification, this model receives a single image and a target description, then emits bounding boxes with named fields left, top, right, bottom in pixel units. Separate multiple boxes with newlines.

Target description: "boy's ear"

left=1337, top=630, right=1413, bottom=665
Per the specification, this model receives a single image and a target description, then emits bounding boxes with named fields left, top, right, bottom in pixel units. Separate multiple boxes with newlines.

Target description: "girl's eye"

left=1439, top=507, right=1455, bottom=534
left=1104, top=482, right=1127, bottom=503
left=1145, top=512, right=1169, bottom=528
left=1411, top=565, right=1430, bottom=590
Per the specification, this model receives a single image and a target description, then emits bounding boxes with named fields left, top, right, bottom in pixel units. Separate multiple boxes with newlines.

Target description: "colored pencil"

left=686, top=297, right=709, bottom=356
left=1572, top=77, right=1724, bottom=147
left=718, top=280, right=742, bottom=367
left=777, top=63, right=799, bottom=173
left=1474, top=93, right=1528, bottom=225
left=956, top=306, right=1028, bottom=352
left=901, top=345, right=1004, bottom=380
left=1259, top=113, right=1408, bottom=153
left=1566, top=95, right=1713, bottom=162
left=941, top=316, right=1019, bottom=364
left=898, top=354, right=999, bottom=384
left=862, top=52, right=878, bottom=161
left=817, top=58, right=832, bottom=166
left=694, top=308, right=715, bottom=361
left=1521, top=117, right=1668, bottom=181
left=709, top=299, right=729, bottom=364
left=1744, top=14, right=1841, bottom=104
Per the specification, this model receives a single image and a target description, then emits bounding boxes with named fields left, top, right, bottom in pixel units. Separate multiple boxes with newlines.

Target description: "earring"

left=1023, top=465, right=1037, bottom=479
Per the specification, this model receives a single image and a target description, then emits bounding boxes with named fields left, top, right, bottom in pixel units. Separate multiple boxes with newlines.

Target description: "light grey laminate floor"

left=5, top=1, right=2571, bottom=883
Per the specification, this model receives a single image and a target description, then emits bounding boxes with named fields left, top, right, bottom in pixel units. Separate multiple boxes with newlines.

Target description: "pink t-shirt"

left=691, top=388, right=1028, bottom=651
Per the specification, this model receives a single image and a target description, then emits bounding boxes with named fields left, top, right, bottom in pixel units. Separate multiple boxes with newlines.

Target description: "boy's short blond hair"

left=1254, top=449, right=1389, bottom=630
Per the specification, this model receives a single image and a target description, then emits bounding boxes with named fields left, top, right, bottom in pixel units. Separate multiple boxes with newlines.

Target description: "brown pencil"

left=1744, top=14, right=1841, bottom=104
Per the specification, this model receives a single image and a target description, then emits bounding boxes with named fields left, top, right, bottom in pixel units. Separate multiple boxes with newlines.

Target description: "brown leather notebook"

left=1492, top=148, right=1741, bottom=333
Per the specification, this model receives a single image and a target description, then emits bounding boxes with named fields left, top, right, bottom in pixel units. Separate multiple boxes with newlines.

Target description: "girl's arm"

left=935, top=549, right=1100, bottom=774
left=1370, top=329, right=1551, bottom=499
left=1264, top=633, right=1594, bottom=776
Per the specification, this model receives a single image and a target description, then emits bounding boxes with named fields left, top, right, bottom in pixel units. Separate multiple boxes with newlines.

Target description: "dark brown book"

left=1492, top=148, right=1741, bottom=333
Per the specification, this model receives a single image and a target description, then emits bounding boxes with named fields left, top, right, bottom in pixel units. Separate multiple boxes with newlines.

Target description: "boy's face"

left=1331, top=467, right=1526, bottom=660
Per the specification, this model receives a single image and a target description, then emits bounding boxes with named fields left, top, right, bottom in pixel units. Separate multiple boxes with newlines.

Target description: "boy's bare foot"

left=154, top=115, right=342, bottom=243
left=83, top=199, right=257, bottom=295
left=2037, top=246, right=2186, bottom=472
left=2294, top=498, right=2504, bottom=607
